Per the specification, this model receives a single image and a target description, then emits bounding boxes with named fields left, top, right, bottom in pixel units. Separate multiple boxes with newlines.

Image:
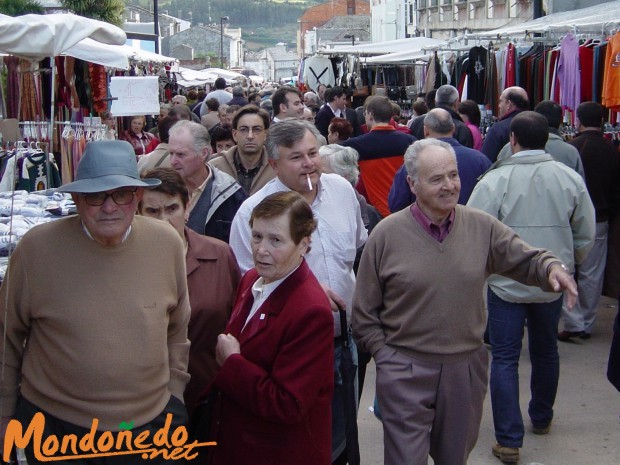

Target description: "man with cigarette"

left=229, top=119, right=367, bottom=464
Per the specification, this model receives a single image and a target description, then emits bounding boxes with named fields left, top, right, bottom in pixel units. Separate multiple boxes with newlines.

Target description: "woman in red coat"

left=211, top=191, right=334, bottom=465
left=120, top=115, right=154, bottom=156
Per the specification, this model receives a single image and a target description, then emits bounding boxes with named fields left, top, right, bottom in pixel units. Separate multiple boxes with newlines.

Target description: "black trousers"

left=13, top=395, right=188, bottom=465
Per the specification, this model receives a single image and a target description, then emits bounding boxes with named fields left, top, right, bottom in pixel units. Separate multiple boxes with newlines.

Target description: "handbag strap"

left=339, top=307, right=349, bottom=347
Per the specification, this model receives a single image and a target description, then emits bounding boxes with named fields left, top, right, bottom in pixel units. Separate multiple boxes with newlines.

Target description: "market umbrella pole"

left=47, top=57, right=55, bottom=187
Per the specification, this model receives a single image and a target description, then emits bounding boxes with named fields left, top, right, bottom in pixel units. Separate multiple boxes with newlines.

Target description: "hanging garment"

left=467, top=46, right=487, bottom=104
left=505, top=43, right=516, bottom=88
left=579, top=43, right=595, bottom=102
left=557, top=33, right=581, bottom=112
left=303, top=56, right=336, bottom=92
left=16, top=151, right=61, bottom=192
left=603, top=32, right=620, bottom=110
left=594, top=42, right=608, bottom=103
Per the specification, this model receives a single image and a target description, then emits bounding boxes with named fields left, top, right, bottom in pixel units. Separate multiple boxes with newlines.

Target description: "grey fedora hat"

left=57, top=140, right=161, bottom=193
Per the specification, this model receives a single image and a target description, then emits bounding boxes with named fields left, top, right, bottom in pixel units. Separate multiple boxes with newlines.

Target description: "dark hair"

left=271, top=86, right=301, bottom=116
left=248, top=92, right=261, bottom=105
left=169, top=105, right=193, bottom=121
left=533, top=100, right=562, bottom=129
left=210, top=126, right=234, bottom=151
left=576, top=101, right=605, bottom=128
left=197, top=90, right=207, bottom=101
left=232, top=104, right=271, bottom=130
left=249, top=191, right=317, bottom=246
left=510, top=111, right=549, bottom=150
left=328, top=117, right=353, bottom=141
left=364, top=96, right=393, bottom=123
left=326, top=86, right=345, bottom=102
left=457, top=100, right=481, bottom=127
left=425, top=89, right=437, bottom=110
left=187, top=89, right=198, bottom=100
left=505, top=89, right=529, bottom=110
left=214, top=77, right=227, bottom=89
left=157, top=116, right=176, bottom=144
left=206, top=98, right=220, bottom=112
left=141, top=167, right=189, bottom=208
left=412, top=101, right=428, bottom=117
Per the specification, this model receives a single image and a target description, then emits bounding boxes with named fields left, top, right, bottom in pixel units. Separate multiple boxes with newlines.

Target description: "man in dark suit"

left=314, top=86, right=348, bottom=139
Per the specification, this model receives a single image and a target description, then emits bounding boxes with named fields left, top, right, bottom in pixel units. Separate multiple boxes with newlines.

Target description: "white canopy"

left=199, top=67, right=247, bottom=81
left=364, top=49, right=431, bottom=64
left=469, top=0, right=620, bottom=38
left=174, top=67, right=220, bottom=87
left=325, top=37, right=444, bottom=55
left=63, top=38, right=130, bottom=70
left=123, top=46, right=178, bottom=65
left=0, top=13, right=126, bottom=59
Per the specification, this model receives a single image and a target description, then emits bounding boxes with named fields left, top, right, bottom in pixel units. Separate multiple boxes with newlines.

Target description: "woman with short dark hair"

left=208, top=190, right=334, bottom=465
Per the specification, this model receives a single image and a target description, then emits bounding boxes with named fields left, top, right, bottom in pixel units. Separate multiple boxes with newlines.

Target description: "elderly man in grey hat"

left=0, top=140, right=191, bottom=464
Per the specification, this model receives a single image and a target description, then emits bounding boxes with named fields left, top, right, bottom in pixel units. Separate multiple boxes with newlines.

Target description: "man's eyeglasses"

left=236, top=126, right=265, bottom=135
left=81, top=189, right=137, bottom=206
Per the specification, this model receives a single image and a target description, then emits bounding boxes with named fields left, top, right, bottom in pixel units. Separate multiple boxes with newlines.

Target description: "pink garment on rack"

left=505, top=43, right=516, bottom=88
left=61, top=133, right=74, bottom=185
left=557, top=33, right=581, bottom=112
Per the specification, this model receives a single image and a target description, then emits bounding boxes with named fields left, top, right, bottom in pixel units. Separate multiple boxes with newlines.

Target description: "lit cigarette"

left=306, top=173, right=312, bottom=190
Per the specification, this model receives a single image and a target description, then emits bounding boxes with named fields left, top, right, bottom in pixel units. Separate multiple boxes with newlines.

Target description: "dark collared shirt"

left=410, top=202, right=455, bottom=242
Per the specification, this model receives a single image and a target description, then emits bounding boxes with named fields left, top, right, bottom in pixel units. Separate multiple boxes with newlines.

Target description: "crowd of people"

left=0, top=77, right=618, bottom=465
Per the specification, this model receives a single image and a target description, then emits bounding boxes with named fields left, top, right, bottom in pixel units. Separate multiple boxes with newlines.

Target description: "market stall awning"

left=0, top=13, right=126, bottom=59
left=123, top=46, right=178, bottom=66
left=199, top=67, right=247, bottom=80
left=469, top=0, right=620, bottom=38
left=63, top=38, right=130, bottom=70
left=174, top=67, right=220, bottom=87
left=324, top=37, right=443, bottom=55
left=364, top=49, right=432, bottom=64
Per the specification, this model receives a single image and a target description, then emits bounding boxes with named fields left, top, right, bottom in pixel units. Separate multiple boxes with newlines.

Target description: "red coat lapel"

left=227, top=261, right=313, bottom=345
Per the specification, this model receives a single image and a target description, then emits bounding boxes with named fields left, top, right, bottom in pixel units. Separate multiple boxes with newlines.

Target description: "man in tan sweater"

left=0, top=140, right=191, bottom=464
left=353, top=138, right=577, bottom=465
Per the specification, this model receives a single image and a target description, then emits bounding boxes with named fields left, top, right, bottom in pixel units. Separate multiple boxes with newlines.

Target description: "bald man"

left=481, top=86, right=529, bottom=163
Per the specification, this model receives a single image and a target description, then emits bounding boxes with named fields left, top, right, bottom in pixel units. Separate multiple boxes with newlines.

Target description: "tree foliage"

left=61, top=0, right=124, bottom=26
left=0, top=0, right=45, bottom=15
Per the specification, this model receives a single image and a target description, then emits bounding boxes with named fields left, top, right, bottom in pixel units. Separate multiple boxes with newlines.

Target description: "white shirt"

left=243, top=266, right=299, bottom=332
left=230, top=174, right=368, bottom=335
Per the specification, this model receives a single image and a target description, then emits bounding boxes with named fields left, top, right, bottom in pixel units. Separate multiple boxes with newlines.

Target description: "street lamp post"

left=220, top=16, right=229, bottom=68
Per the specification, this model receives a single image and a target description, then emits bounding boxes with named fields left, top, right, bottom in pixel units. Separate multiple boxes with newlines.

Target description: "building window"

left=509, top=0, right=517, bottom=17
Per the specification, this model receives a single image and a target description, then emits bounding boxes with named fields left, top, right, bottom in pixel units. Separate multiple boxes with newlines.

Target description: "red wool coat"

left=211, top=260, right=334, bottom=465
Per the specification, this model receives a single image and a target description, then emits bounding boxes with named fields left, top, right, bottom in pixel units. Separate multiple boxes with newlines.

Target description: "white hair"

left=319, top=144, right=360, bottom=185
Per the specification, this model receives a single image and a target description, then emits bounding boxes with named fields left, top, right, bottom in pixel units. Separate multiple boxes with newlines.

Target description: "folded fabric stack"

left=0, top=190, right=76, bottom=281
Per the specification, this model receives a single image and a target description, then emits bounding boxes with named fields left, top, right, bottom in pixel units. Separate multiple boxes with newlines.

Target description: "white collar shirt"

left=229, top=174, right=368, bottom=336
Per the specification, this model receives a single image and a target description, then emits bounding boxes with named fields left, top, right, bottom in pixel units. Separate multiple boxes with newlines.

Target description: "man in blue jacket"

left=389, top=108, right=490, bottom=213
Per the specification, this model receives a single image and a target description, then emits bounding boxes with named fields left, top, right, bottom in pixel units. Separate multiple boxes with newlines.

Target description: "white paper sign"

left=109, top=76, right=160, bottom=116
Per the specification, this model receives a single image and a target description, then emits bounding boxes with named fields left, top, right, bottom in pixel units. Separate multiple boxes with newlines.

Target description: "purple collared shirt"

left=410, top=203, right=455, bottom=242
